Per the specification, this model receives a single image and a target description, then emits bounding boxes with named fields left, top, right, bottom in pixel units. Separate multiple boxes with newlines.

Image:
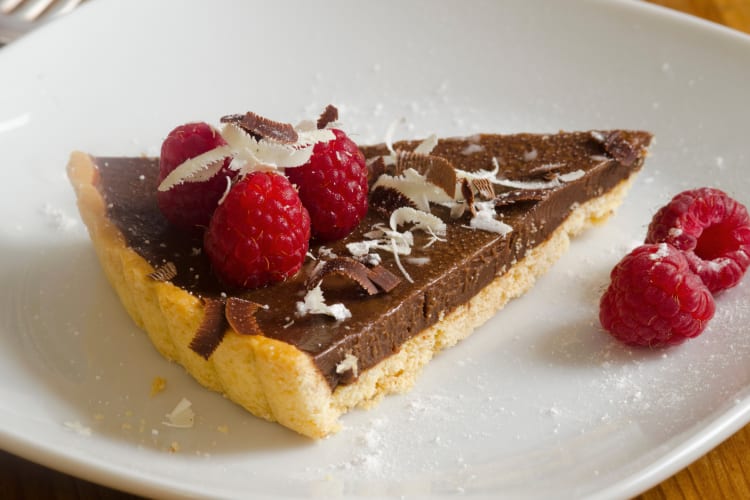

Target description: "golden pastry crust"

left=67, top=150, right=635, bottom=438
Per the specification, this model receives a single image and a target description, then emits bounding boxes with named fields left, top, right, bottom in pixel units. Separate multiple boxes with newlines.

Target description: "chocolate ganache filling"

left=94, top=130, right=651, bottom=389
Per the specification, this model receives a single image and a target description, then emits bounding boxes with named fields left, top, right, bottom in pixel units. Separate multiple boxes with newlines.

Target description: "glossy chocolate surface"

left=94, top=130, right=651, bottom=388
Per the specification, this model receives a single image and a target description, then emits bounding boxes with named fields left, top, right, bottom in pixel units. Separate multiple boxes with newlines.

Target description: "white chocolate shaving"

left=295, top=128, right=338, bottom=148
left=373, top=168, right=453, bottom=212
left=157, top=145, right=233, bottom=192
left=492, top=170, right=584, bottom=189
left=346, top=241, right=378, bottom=257
left=162, top=398, right=195, bottom=428
left=389, top=206, right=447, bottom=237
left=159, top=122, right=335, bottom=191
left=296, top=284, right=351, bottom=321
left=413, top=134, right=438, bottom=155
left=363, top=252, right=382, bottom=266
left=390, top=238, right=413, bottom=283
left=348, top=208, right=445, bottom=283
left=384, top=117, right=405, bottom=156
left=365, top=224, right=414, bottom=253
left=558, top=170, right=585, bottom=182
left=453, top=162, right=500, bottom=183
left=222, top=123, right=335, bottom=173
left=469, top=201, right=513, bottom=235
left=336, top=353, right=359, bottom=377
left=216, top=175, right=233, bottom=206
left=489, top=157, right=584, bottom=189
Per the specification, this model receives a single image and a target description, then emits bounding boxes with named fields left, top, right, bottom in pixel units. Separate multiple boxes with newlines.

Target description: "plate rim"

left=1, top=0, right=750, bottom=498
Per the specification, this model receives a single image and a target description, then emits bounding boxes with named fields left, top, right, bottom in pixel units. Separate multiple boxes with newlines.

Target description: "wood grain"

left=1, top=1, right=748, bottom=499
left=647, top=0, right=750, bottom=34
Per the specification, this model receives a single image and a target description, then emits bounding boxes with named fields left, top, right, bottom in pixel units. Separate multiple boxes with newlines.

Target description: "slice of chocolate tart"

left=67, top=127, right=652, bottom=438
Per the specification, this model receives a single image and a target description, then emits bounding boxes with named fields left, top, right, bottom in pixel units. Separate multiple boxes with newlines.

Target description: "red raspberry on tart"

left=203, top=171, right=311, bottom=289
left=599, top=243, right=715, bottom=347
left=645, top=187, right=750, bottom=294
left=157, top=122, right=235, bottom=230
left=285, top=129, right=368, bottom=242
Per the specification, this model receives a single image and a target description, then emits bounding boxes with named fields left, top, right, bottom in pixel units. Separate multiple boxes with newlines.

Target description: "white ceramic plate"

left=1, top=0, right=749, bottom=498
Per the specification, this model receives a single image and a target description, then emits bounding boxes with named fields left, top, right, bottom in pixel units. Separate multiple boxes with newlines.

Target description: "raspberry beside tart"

left=67, top=109, right=653, bottom=438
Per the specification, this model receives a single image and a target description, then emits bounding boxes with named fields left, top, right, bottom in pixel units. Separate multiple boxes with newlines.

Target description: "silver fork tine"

left=0, top=0, right=84, bottom=44
left=21, top=0, right=56, bottom=21
left=2, top=0, right=82, bottom=19
left=0, top=0, right=26, bottom=15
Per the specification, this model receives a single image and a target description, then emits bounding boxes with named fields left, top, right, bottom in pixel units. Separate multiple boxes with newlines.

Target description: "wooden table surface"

left=2, top=0, right=749, bottom=498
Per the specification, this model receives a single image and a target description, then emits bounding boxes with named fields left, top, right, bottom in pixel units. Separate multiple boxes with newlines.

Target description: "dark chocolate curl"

left=307, top=257, right=380, bottom=295
left=189, top=298, right=228, bottom=359
left=221, top=111, right=298, bottom=144
left=602, top=131, right=649, bottom=167
left=397, top=152, right=457, bottom=198
left=316, top=104, right=339, bottom=130
left=366, top=265, right=402, bottom=293
left=472, top=178, right=496, bottom=200
left=461, top=178, right=476, bottom=217
left=225, top=297, right=263, bottom=336
left=494, top=188, right=548, bottom=208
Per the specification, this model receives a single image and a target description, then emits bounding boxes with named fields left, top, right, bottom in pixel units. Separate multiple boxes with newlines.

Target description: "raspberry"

left=645, top=187, right=750, bottom=293
left=285, top=129, right=368, bottom=242
left=599, top=243, right=715, bottom=347
left=157, top=122, right=235, bottom=230
left=203, top=171, right=310, bottom=289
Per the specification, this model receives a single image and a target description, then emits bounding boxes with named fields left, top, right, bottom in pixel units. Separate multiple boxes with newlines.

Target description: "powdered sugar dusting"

left=63, top=420, right=92, bottom=436
left=700, top=257, right=732, bottom=273
left=649, top=242, right=670, bottom=260
left=543, top=274, right=750, bottom=439
left=40, top=203, right=78, bottom=231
